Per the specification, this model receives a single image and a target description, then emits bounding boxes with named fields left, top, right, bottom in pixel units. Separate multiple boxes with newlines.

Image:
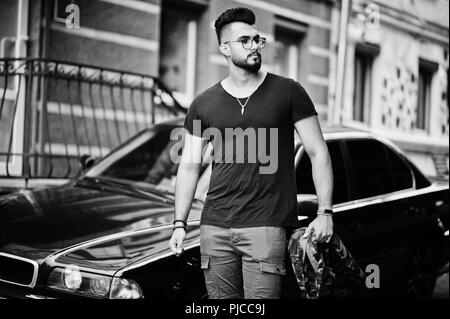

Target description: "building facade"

left=0, top=0, right=448, bottom=183
left=0, top=0, right=335, bottom=181
left=37, top=0, right=335, bottom=117
left=337, top=0, right=449, bottom=176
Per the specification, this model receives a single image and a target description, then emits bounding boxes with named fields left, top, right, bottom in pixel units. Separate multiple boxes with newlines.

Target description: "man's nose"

left=250, top=39, right=259, bottom=51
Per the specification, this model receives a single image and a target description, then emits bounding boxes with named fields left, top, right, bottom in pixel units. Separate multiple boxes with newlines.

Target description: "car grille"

left=0, top=253, right=38, bottom=287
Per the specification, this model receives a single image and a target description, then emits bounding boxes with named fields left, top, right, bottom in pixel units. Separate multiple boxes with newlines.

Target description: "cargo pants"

left=200, top=224, right=287, bottom=299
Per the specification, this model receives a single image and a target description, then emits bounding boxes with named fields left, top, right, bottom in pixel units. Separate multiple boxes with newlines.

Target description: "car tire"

left=404, top=243, right=439, bottom=298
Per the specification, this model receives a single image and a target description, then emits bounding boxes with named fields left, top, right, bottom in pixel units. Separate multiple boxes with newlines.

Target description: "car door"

left=295, top=139, right=368, bottom=262
left=288, top=140, right=351, bottom=298
left=340, top=137, right=419, bottom=295
left=296, top=140, right=351, bottom=221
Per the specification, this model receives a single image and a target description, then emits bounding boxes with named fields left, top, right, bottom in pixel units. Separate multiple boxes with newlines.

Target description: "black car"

left=0, top=117, right=448, bottom=299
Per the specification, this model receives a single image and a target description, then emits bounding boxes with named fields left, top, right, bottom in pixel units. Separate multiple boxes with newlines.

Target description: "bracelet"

left=317, top=208, right=334, bottom=216
left=173, top=225, right=186, bottom=231
left=317, top=212, right=333, bottom=217
left=173, top=219, right=187, bottom=226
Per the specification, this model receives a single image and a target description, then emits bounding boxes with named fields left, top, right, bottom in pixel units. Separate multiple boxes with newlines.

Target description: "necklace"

left=236, top=96, right=251, bottom=114
left=230, top=73, right=261, bottom=115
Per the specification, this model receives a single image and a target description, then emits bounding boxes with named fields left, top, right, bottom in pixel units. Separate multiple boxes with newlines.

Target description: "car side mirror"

left=79, top=154, right=96, bottom=171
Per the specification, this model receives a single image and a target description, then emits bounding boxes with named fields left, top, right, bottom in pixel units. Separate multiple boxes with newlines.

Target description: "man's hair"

left=214, top=7, right=256, bottom=44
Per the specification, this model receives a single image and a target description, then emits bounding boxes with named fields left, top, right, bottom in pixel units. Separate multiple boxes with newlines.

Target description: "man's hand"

left=169, top=228, right=186, bottom=256
left=303, top=214, right=333, bottom=243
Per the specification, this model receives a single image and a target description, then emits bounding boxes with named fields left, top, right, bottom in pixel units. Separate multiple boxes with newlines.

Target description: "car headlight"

left=63, top=265, right=82, bottom=290
left=47, top=265, right=143, bottom=299
left=110, top=278, right=143, bottom=299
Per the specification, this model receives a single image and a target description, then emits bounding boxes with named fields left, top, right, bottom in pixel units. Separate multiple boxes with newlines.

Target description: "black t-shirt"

left=184, top=72, right=318, bottom=228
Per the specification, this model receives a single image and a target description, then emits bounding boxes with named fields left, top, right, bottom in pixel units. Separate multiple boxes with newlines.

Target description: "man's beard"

left=231, top=51, right=262, bottom=73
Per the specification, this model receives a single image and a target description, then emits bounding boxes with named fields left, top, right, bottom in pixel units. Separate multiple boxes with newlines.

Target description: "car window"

left=296, top=141, right=350, bottom=204
left=345, top=139, right=396, bottom=200
left=403, top=156, right=430, bottom=189
left=385, top=146, right=413, bottom=191
left=100, top=129, right=175, bottom=184
left=99, top=128, right=210, bottom=192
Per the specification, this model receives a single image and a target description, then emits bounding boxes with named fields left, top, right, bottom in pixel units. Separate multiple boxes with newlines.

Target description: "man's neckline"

left=219, top=71, right=270, bottom=99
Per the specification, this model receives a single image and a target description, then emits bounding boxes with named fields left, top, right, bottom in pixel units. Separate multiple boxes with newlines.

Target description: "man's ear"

left=219, top=44, right=230, bottom=57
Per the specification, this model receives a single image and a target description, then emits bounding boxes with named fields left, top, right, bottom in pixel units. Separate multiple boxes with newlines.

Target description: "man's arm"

left=294, top=115, right=334, bottom=243
left=174, top=133, right=207, bottom=220
left=169, top=132, right=208, bottom=255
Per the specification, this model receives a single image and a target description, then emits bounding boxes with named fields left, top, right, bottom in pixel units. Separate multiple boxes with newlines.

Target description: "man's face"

left=221, top=22, right=262, bottom=73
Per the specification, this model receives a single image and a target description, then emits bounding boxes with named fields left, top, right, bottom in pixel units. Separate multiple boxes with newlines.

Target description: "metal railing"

left=0, top=58, right=186, bottom=180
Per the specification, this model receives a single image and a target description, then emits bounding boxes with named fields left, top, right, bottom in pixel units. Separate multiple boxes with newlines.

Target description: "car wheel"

left=405, top=243, right=438, bottom=298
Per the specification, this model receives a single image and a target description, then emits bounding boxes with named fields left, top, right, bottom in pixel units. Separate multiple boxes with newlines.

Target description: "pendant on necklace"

left=236, top=96, right=250, bottom=115
left=233, top=79, right=256, bottom=115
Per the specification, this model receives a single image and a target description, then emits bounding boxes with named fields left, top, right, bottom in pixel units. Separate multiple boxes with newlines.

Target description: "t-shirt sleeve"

left=289, top=79, right=318, bottom=124
left=183, top=99, right=207, bottom=138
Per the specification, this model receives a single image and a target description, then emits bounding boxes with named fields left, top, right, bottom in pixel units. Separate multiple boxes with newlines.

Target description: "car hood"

left=0, top=181, right=202, bottom=273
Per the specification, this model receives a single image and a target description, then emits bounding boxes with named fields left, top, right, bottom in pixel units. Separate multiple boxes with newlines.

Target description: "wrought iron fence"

left=0, top=58, right=186, bottom=180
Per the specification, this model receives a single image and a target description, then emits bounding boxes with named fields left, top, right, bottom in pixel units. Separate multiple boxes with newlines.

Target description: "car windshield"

left=84, top=125, right=211, bottom=201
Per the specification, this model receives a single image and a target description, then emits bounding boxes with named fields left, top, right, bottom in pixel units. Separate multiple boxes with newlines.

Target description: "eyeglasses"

left=222, top=36, right=267, bottom=50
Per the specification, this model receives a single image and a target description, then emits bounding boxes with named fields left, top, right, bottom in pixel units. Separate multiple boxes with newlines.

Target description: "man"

left=169, top=7, right=334, bottom=299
